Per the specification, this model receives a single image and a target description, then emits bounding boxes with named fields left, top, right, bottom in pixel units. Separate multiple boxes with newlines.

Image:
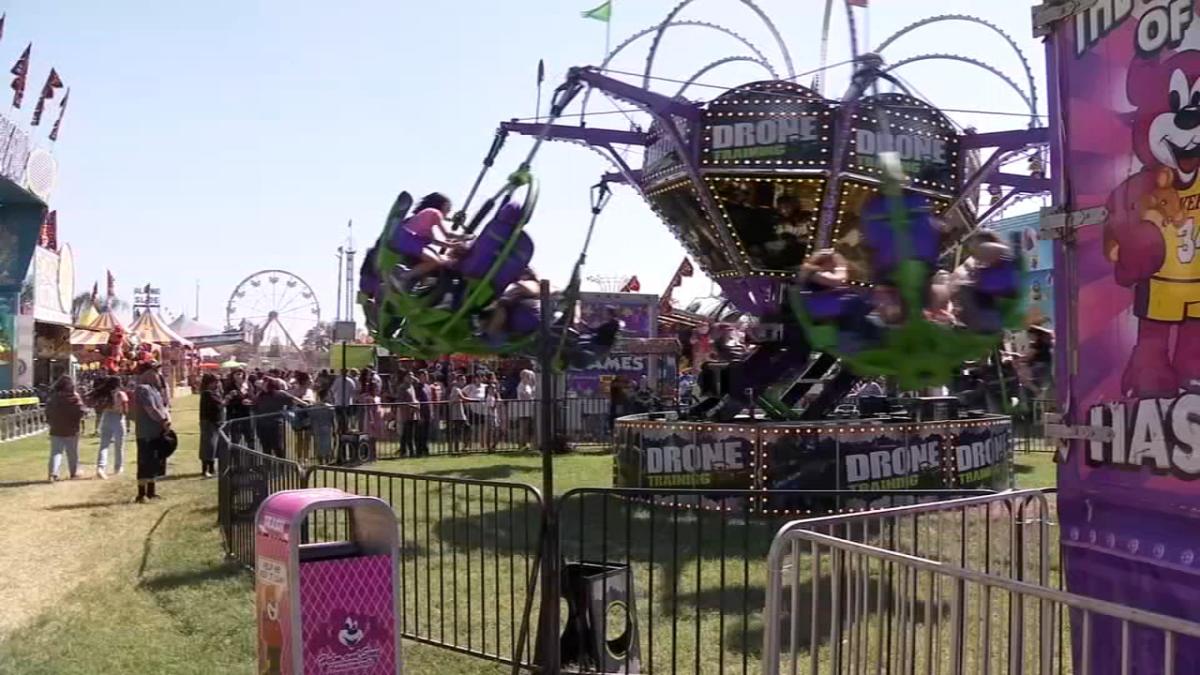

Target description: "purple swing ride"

left=364, top=2, right=1049, bottom=498
left=495, top=3, right=1047, bottom=421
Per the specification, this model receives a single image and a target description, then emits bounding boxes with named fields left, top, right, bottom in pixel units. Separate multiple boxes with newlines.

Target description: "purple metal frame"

left=502, top=65, right=1051, bottom=308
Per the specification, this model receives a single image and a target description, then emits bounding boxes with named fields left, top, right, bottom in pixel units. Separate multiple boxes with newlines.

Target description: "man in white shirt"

left=330, top=369, right=360, bottom=406
left=463, top=373, right=488, bottom=420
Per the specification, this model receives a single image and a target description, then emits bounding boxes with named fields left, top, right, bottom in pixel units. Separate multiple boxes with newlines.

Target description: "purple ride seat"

left=455, top=202, right=535, bottom=293
left=387, top=219, right=434, bottom=259
left=507, top=303, right=540, bottom=335
left=360, top=247, right=381, bottom=298
left=805, top=290, right=848, bottom=321
left=976, top=257, right=1019, bottom=297
left=862, top=193, right=940, bottom=281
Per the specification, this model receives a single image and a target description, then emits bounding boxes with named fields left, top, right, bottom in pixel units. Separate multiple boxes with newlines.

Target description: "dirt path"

left=0, top=400, right=202, bottom=638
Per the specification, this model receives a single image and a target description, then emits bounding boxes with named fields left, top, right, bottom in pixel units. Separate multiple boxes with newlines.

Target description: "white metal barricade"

left=762, top=490, right=1200, bottom=675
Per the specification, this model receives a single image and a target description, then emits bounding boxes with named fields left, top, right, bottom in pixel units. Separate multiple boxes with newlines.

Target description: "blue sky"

left=10, top=0, right=1046, bottom=333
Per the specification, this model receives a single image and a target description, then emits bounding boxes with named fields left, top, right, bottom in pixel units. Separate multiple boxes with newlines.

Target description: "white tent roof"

left=168, top=314, right=222, bottom=339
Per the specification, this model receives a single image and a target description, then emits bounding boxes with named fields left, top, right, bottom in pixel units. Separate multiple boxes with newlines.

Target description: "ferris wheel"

left=225, top=270, right=321, bottom=353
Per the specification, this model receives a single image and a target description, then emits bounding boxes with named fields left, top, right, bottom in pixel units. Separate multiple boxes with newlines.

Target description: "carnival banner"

left=1054, top=4, right=1200, bottom=671
left=627, top=426, right=754, bottom=490
left=700, top=81, right=831, bottom=168
left=951, top=423, right=1010, bottom=489
left=567, top=293, right=657, bottom=397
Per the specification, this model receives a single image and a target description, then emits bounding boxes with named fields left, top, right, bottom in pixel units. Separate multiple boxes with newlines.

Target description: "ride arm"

left=498, top=121, right=650, bottom=147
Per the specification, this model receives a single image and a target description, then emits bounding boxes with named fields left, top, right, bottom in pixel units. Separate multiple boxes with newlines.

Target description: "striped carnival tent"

left=69, top=327, right=109, bottom=346
left=129, top=311, right=193, bottom=347
left=89, top=308, right=126, bottom=333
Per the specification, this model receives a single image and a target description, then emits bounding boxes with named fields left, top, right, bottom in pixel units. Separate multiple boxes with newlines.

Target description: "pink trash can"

left=255, top=488, right=401, bottom=674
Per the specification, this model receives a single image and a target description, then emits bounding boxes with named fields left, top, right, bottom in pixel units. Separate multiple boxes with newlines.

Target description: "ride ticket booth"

left=255, top=489, right=401, bottom=675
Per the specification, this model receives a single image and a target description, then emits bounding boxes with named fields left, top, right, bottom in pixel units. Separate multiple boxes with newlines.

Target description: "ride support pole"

left=536, top=279, right=560, bottom=673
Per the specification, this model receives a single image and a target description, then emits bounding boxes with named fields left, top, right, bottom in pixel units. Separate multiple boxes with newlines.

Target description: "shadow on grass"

left=0, top=479, right=50, bottom=489
left=159, top=472, right=206, bottom=482
left=717, top=572, right=949, bottom=661
left=421, top=464, right=542, bottom=481
left=45, top=499, right=132, bottom=511
left=138, top=563, right=243, bottom=592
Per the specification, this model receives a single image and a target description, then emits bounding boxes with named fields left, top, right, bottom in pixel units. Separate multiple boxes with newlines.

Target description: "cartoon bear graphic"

left=1104, top=51, right=1200, bottom=397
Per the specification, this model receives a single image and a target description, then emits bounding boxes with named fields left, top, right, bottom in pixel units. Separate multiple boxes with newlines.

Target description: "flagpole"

left=535, top=59, right=544, bottom=123
left=604, top=17, right=611, bottom=61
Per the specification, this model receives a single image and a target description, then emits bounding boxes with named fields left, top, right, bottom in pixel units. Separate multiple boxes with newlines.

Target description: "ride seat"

left=387, top=220, right=434, bottom=258
left=862, top=193, right=940, bottom=281
left=975, top=257, right=1019, bottom=297
left=804, top=290, right=848, bottom=321
left=456, top=201, right=535, bottom=292
left=508, top=302, right=541, bottom=334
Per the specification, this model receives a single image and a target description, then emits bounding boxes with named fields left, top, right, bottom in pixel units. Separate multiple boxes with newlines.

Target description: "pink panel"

left=299, top=553, right=397, bottom=674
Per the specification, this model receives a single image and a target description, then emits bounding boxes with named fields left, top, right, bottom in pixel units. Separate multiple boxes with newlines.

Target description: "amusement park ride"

left=226, top=269, right=322, bottom=365
left=240, top=1, right=1200, bottom=671
left=359, top=3, right=1045, bottom=426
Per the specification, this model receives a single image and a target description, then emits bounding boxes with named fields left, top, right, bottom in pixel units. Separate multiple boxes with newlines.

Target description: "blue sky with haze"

left=9, top=0, right=1045, bottom=330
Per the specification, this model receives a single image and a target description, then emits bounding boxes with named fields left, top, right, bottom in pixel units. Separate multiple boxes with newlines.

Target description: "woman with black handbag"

left=132, top=364, right=172, bottom=502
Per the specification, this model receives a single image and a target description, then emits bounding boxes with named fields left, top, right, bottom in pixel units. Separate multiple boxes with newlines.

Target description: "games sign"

left=701, top=81, right=832, bottom=168
left=567, top=293, right=658, bottom=397
left=846, top=93, right=960, bottom=196
left=1053, top=4, right=1200, bottom=671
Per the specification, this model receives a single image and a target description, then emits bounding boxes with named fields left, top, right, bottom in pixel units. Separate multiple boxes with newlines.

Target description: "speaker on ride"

left=559, top=561, right=642, bottom=673
left=337, top=433, right=376, bottom=466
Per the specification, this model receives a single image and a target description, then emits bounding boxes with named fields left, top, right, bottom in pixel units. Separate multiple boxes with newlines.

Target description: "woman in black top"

left=198, top=373, right=224, bottom=477
left=223, top=369, right=254, bottom=447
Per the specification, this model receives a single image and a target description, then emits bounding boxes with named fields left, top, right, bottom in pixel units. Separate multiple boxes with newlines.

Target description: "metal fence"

left=306, top=464, right=544, bottom=668
left=0, top=407, right=47, bottom=443
left=1013, top=397, right=1055, bottom=453
left=349, top=397, right=615, bottom=460
left=219, top=397, right=619, bottom=465
left=217, top=440, right=306, bottom=565
left=555, top=488, right=995, bottom=675
left=215, top=419, right=1010, bottom=674
left=761, top=490, right=1200, bottom=675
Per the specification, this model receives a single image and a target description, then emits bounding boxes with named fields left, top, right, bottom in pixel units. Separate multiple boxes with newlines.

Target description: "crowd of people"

left=203, top=363, right=544, bottom=463
left=44, top=361, right=177, bottom=503
left=39, top=359, right=553, bottom=501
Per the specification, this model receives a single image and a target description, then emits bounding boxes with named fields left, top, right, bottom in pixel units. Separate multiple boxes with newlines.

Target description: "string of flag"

left=2, top=13, right=71, bottom=141
left=659, top=257, right=695, bottom=310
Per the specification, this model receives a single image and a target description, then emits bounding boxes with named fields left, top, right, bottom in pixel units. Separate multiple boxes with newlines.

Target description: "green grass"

left=0, top=404, right=1058, bottom=674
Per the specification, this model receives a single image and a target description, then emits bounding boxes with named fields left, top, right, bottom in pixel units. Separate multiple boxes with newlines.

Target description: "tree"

left=302, top=321, right=332, bottom=352
left=71, top=291, right=128, bottom=324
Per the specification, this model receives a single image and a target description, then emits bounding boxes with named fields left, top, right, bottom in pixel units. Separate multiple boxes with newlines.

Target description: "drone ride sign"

left=700, top=81, right=832, bottom=168
left=648, top=79, right=963, bottom=279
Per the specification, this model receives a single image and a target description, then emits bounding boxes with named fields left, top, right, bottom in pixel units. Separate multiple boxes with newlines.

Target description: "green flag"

left=581, top=0, right=611, bottom=22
